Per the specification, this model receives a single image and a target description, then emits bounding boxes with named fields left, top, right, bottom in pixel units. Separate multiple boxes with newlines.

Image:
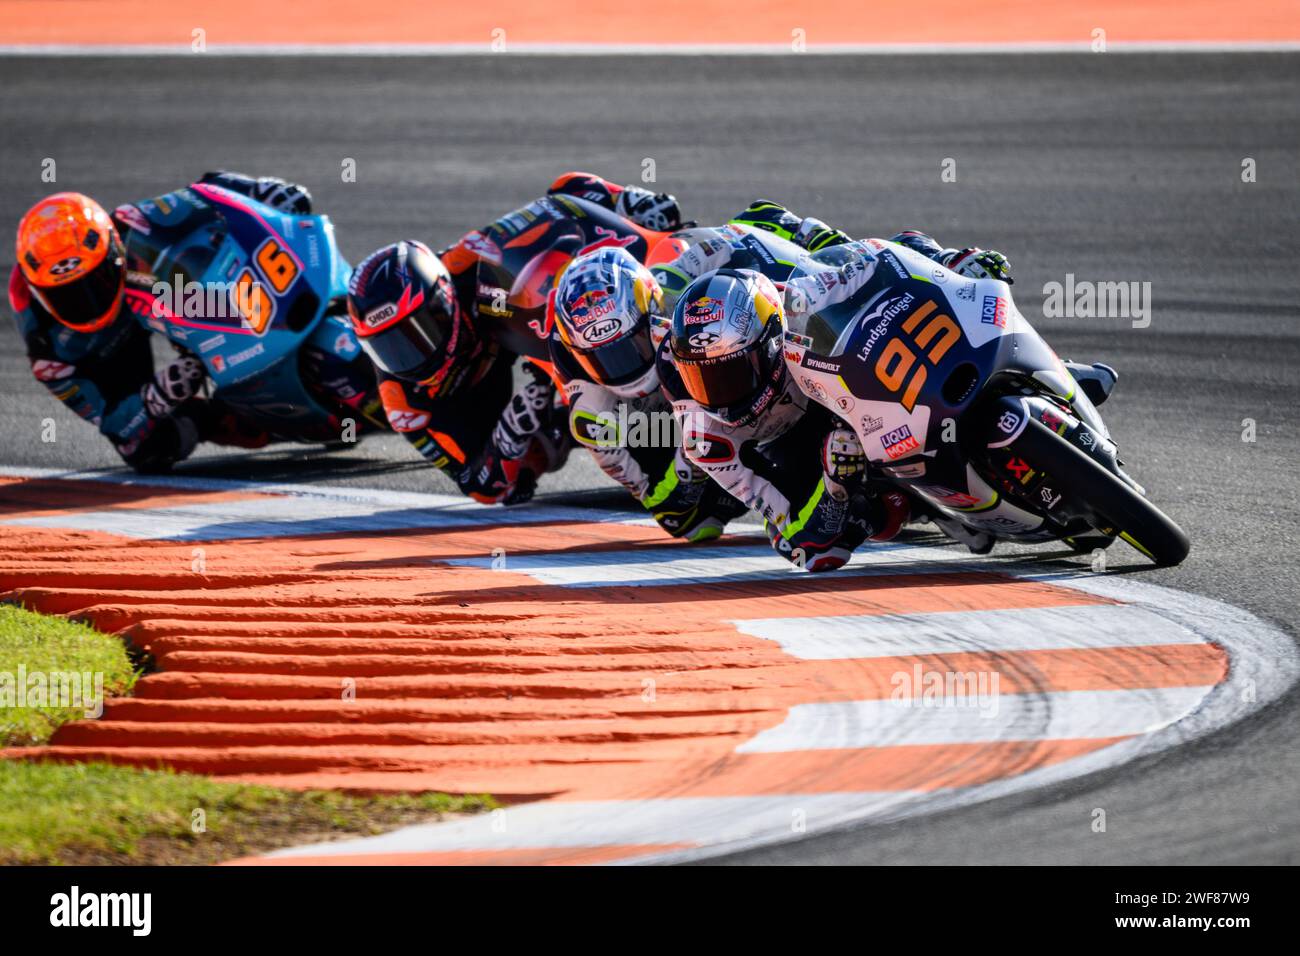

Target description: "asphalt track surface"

left=0, top=53, right=1297, bottom=864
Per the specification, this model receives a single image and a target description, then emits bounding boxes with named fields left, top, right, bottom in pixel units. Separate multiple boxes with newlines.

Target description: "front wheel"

left=1007, top=416, right=1191, bottom=567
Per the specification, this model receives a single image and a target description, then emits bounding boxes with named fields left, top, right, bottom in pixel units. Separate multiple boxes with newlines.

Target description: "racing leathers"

left=548, top=317, right=748, bottom=540
left=9, top=171, right=327, bottom=472
left=375, top=172, right=686, bottom=504
left=655, top=203, right=1001, bottom=570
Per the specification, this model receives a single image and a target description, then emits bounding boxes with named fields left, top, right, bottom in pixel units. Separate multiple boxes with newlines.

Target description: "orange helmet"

left=16, top=192, right=126, bottom=332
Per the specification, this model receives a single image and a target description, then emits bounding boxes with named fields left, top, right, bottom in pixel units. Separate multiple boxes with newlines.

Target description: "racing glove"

left=643, top=449, right=746, bottom=542
left=118, top=414, right=200, bottom=474
left=617, top=186, right=684, bottom=232
left=821, top=425, right=867, bottom=500
left=199, top=171, right=313, bottom=215
left=941, top=247, right=1014, bottom=284
left=793, top=216, right=853, bottom=252
left=142, top=356, right=206, bottom=419
left=731, top=200, right=852, bottom=251
left=765, top=480, right=856, bottom=573
left=818, top=424, right=909, bottom=540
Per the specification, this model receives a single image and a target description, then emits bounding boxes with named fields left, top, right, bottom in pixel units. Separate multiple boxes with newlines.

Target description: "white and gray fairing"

left=780, top=239, right=1114, bottom=541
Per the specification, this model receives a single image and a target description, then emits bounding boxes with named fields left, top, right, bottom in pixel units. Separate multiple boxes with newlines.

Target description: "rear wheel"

left=1009, top=417, right=1190, bottom=566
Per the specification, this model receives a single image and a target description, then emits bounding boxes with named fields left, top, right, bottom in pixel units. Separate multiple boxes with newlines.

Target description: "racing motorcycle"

left=125, top=182, right=383, bottom=443
left=781, top=239, right=1190, bottom=566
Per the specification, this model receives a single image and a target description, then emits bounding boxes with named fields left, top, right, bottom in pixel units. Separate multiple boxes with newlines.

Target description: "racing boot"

left=931, top=514, right=996, bottom=556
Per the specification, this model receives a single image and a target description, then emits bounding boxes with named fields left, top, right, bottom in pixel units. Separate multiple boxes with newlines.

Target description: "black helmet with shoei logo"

left=554, top=246, right=665, bottom=398
left=346, top=240, right=479, bottom=395
left=669, top=268, right=786, bottom=425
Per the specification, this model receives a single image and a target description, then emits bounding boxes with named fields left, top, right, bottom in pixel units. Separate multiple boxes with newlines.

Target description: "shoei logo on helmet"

left=363, top=303, right=398, bottom=328
left=689, top=330, right=720, bottom=349
left=360, top=283, right=424, bottom=333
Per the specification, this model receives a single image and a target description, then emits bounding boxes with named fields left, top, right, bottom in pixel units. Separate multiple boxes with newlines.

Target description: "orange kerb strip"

left=0, top=1, right=1296, bottom=45
left=0, top=476, right=265, bottom=519
left=0, top=477, right=1218, bottom=816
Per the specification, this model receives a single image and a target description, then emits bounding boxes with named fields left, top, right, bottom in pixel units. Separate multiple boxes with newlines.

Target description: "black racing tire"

left=1009, top=417, right=1191, bottom=567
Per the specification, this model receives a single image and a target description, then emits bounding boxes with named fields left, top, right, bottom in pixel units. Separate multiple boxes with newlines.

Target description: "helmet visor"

left=356, top=295, right=452, bottom=381
left=675, top=339, right=770, bottom=411
left=32, top=248, right=124, bottom=332
left=571, top=328, right=657, bottom=387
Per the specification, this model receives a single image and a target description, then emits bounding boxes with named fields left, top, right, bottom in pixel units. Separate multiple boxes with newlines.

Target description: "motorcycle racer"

left=548, top=197, right=1014, bottom=565
left=548, top=245, right=747, bottom=539
left=347, top=172, right=686, bottom=504
left=10, top=171, right=366, bottom=472
left=658, top=267, right=902, bottom=571
left=546, top=198, right=860, bottom=538
left=653, top=205, right=1029, bottom=571
left=661, top=231, right=1119, bottom=570
left=653, top=202, right=1015, bottom=297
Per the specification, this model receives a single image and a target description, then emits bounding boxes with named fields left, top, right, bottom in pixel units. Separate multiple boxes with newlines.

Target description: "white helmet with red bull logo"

left=668, top=268, right=787, bottom=426
left=553, top=246, right=665, bottom=399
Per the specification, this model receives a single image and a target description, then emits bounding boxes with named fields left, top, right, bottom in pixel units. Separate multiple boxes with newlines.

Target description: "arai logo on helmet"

left=581, top=317, right=622, bottom=345
left=363, top=303, right=398, bottom=328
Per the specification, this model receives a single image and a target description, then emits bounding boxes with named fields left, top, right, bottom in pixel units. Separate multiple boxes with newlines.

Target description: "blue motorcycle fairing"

left=125, top=182, right=357, bottom=439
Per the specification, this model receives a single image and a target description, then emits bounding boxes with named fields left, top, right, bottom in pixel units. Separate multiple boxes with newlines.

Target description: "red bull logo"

left=684, top=296, right=724, bottom=325
left=569, top=289, right=616, bottom=326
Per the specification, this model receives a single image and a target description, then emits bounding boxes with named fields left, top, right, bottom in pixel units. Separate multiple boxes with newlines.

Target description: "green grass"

left=0, top=603, right=495, bottom=864
left=0, top=603, right=138, bottom=746
left=0, top=761, right=494, bottom=865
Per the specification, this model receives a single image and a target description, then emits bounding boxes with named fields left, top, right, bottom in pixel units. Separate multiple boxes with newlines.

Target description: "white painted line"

left=0, top=465, right=634, bottom=538
left=265, top=791, right=927, bottom=857
left=735, top=686, right=1212, bottom=752
left=445, top=537, right=983, bottom=587
left=733, top=603, right=1204, bottom=659
left=449, top=542, right=783, bottom=585
left=2, top=42, right=1298, bottom=56
left=2, top=496, right=605, bottom=539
